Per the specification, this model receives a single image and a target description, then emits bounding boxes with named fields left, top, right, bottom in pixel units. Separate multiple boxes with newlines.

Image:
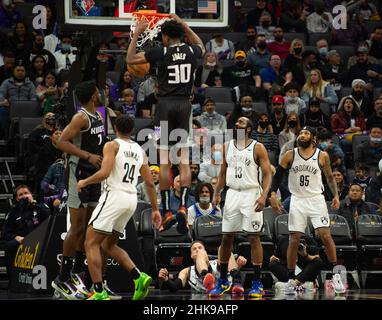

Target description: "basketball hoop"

left=130, top=10, right=171, bottom=48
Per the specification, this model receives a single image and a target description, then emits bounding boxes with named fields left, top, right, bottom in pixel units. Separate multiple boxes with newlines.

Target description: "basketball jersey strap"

left=194, top=204, right=215, bottom=218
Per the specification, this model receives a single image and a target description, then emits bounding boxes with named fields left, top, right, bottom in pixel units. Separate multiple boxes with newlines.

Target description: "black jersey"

left=70, top=108, right=107, bottom=172
left=145, top=43, right=202, bottom=97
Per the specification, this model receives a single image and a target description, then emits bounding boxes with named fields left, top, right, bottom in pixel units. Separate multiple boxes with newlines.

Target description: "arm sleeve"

left=161, top=278, right=183, bottom=292
left=270, top=165, right=287, bottom=194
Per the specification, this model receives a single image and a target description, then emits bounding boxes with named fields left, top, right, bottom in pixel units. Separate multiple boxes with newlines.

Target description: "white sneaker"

left=274, top=281, right=288, bottom=291
left=332, top=273, right=346, bottom=294
left=284, top=279, right=297, bottom=295
left=103, top=280, right=122, bottom=300
left=302, top=281, right=316, bottom=291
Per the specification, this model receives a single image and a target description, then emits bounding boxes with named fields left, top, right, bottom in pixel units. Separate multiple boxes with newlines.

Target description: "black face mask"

left=261, top=21, right=271, bottom=28
left=274, top=35, right=283, bottom=42
left=352, top=91, right=364, bottom=100
left=191, top=172, right=199, bottom=180
left=18, top=198, right=30, bottom=210
left=274, top=108, right=283, bottom=114
left=259, top=121, right=269, bottom=129
left=248, top=35, right=256, bottom=41
left=257, top=41, right=267, bottom=50
left=36, top=43, right=44, bottom=51
left=288, top=120, right=297, bottom=128
left=294, top=47, right=302, bottom=55
left=298, top=139, right=311, bottom=149
left=236, top=61, right=246, bottom=67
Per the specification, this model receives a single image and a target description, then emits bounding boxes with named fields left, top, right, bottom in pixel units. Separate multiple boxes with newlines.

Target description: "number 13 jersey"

left=288, top=147, right=324, bottom=198
left=226, top=139, right=261, bottom=190
left=103, top=138, right=144, bottom=193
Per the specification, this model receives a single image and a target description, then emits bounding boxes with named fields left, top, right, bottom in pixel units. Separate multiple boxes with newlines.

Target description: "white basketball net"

left=130, top=13, right=170, bottom=48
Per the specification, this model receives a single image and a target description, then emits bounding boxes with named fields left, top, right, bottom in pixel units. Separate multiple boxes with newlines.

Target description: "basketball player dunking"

left=77, top=115, right=161, bottom=300
left=127, top=14, right=205, bottom=234
left=210, top=117, right=272, bottom=298
left=270, top=126, right=346, bottom=294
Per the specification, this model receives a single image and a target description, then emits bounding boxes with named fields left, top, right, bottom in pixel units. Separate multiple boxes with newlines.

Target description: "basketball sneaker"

left=248, top=280, right=265, bottom=298
left=87, top=290, right=110, bottom=300
left=231, top=281, right=244, bottom=295
left=103, top=280, right=122, bottom=300
left=176, top=206, right=188, bottom=234
left=133, top=272, right=152, bottom=300
left=202, top=273, right=215, bottom=293
left=70, top=272, right=91, bottom=297
left=161, top=211, right=176, bottom=231
left=274, top=281, right=288, bottom=292
left=284, top=279, right=297, bottom=295
left=302, top=281, right=316, bottom=292
left=51, top=277, right=85, bottom=300
left=332, top=273, right=346, bottom=294
left=209, top=277, right=231, bottom=297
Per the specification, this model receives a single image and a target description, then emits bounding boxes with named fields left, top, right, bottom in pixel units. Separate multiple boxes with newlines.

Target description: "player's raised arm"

left=170, top=13, right=206, bottom=56
left=269, top=150, right=293, bottom=213
left=320, top=151, right=340, bottom=210
left=254, top=143, right=272, bottom=212
left=126, top=19, right=149, bottom=65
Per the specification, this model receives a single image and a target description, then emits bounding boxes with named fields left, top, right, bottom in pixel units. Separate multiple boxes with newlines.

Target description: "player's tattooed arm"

left=321, top=151, right=340, bottom=209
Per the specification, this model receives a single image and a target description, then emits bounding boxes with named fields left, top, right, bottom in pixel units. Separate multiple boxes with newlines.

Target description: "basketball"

left=127, top=62, right=150, bottom=78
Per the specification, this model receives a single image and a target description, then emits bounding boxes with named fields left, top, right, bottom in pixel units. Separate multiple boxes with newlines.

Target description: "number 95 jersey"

left=288, top=147, right=324, bottom=198
left=103, top=138, right=144, bottom=193
left=226, top=140, right=261, bottom=190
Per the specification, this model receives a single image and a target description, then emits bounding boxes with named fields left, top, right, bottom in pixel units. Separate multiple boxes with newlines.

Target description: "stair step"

left=0, top=157, right=17, bottom=162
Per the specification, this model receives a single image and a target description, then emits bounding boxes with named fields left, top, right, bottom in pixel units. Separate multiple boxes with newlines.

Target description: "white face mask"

left=206, top=62, right=216, bottom=67
left=199, top=196, right=210, bottom=204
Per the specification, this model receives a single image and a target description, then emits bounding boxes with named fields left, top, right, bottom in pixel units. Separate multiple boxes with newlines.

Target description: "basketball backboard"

left=60, top=0, right=230, bottom=29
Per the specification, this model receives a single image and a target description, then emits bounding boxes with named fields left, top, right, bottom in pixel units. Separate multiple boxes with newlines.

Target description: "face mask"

left=294, top=47, right=302, bottom=55
left=286, top=96, right=297, bottom=103
left=274, top=35, right=283, bottom=42
left=248, top=35, right=256, bottom=41
left=320, top=142, right=328, bottom=149
left=18, top=198, right=29, bottom=209
left=352, top=91, right=364, bottom=100
left=259, top=121, right=268, bottom=129
left=242, top=107, right=252, bottom=113
left=36, top=43, right=44, bottom=50
left=62, top=43, right=72, bottom=52
left=257, top=41, right=267, bottom=50
left=212, top=151, right=222, bottom=162
left=206, top=62, right=216, bottom=67
left=370, top=137, right=382, bottom=144
left=261, top=21, right=271, bottom=28
left=274, top=108, right=283, bottom=114
left=199, top=196, right=210, bottom=204
left=236, top=60, right=245, bottom=67
left=319, top=47, right=328, bottom=57
left=288, top=120, right=297, bottom=128
left=191, top=172, right=198, bottom=180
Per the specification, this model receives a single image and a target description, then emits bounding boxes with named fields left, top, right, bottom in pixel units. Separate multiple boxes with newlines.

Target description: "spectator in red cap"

left=270, top=94, right=287, bottom=135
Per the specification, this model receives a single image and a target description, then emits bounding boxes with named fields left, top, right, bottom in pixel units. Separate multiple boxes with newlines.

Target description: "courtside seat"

left=133, top=201, right=151, bottom=233
left=193, top=215, right=222, bottom=254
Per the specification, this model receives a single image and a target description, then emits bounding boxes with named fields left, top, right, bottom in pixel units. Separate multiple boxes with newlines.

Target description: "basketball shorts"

left=89, top=190, right=138, bottom=236
left=154, top=97, right=192, bottom=150
left=289, top=194, right=330, bottom=233
left=222, top=188, right=264, bottom=234
left=67, top=161, right=100, bottom=209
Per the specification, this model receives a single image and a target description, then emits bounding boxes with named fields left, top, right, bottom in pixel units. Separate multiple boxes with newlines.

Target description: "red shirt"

left=267, top=41, right=291, bottom=60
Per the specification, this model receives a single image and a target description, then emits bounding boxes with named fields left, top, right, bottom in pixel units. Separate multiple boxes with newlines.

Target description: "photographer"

left=3, top=185, right=50, bottom=278
left=25, top=113, right=62, bottom=193
left=269, top=235, right=324, bottom=292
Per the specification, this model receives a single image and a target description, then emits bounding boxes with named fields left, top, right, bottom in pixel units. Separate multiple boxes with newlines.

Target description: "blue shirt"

left=260, top=66, right=278, bottom=85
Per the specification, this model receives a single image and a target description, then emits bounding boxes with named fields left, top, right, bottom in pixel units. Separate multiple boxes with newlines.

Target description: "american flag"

left=197, top=0, right=217, bottom=14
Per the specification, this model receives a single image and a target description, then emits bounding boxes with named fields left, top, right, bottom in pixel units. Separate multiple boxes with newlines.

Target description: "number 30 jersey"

left=288, top=147, right=324, bottom=198
left=226, top=139, right=261, bottom=190
left=103, top=138, right=144, bottom=193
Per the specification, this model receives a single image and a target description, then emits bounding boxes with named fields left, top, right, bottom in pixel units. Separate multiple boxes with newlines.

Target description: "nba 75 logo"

left=76, top=0, right=95, bottom=15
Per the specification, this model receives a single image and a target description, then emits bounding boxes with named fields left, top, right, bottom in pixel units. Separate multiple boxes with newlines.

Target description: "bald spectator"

left=260, top=54, right=282, bottom=91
